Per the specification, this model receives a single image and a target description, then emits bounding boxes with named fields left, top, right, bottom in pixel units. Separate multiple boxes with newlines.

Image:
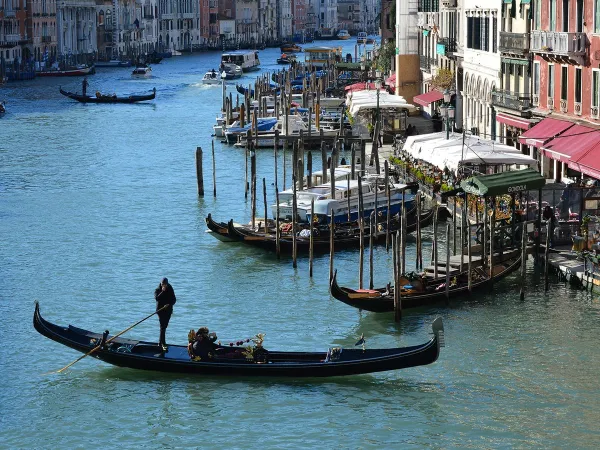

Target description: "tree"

left=431, top=68, right=455, bottom=91
left=375, top=41, right=396, bottom=75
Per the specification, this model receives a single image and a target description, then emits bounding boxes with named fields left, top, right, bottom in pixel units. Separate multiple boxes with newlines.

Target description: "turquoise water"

left=1, top=41, right=600, bottom=448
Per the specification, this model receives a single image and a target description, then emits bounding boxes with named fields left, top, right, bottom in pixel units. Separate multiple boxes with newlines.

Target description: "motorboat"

left=221, top=63, right=243, bottom=80
left=95, top=60, right=132, bottom=68
left=37, top=64, right=95, bottom=77
left=202, top=70, right=222, bottom=85
left=132, top=64, right=152, bottom=77
left=337, top=30, right=351, bottom=40
left=280, top=43, right=302, bottom=53
left=357, top=32, right=367, bottom=44
left=277, top=54, right=297, bottom=64
left=221, top=51, right=260, bottom=72
left=223, top=117, right=278, bottom=145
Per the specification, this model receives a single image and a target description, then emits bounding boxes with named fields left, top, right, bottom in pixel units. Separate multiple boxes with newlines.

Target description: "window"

left=562, top=0, right=569, bottom=31
left=593, top=70, right=600, bottom=107
left=549, top=0, right=556, bottom=30
left=596, top=0, right=600, bottom=33
left=575, top=67, right=582, bottom=103
left=548, top=64, right=554, bottom=97
left=561, top=66, right=568, bottom=101
left=492, top=16, right=497, bottom=52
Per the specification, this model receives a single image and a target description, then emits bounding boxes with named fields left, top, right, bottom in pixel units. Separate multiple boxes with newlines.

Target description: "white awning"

left=346, top=91, right=418, bottom=116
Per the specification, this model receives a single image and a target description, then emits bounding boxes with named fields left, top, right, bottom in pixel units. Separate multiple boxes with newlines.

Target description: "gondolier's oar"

left=49, top=305, right=169, bottom=375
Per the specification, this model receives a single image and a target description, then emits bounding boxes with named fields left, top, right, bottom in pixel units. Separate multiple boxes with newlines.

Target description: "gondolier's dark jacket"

left=155, top=284, right=176, bottom=315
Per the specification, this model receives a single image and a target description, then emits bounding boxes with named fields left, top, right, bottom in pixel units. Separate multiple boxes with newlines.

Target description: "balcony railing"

left=491, top=90, right=532, bottom=112
left=41, top=35, right=52, bottom=43
left=4, top=9, right=16, bottom=17
left=438, top=37, right=456, bottom=54
left=530, top=31, right=587, bottom=61
left=499, top=32, right=529, bottom=54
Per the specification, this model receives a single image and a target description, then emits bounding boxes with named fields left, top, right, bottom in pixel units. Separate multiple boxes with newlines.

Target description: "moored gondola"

left=60, top=87, right=156, bottom=104
left=33, top=302, right=444, bottom=377
left=207, top=207, right=434, bottom=253
left=330, top=255, right=522, bottom=313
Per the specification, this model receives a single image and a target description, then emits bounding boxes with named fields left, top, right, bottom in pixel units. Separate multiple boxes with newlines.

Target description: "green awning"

left=502, top=57, right=529, bottom=66
left=503, top=0, right=513, bottom=3
left=334, top=62, right=363, bottom=71
left=520, top=0, right=531, bottom=3
left=460, top=168, right=546, bottom=197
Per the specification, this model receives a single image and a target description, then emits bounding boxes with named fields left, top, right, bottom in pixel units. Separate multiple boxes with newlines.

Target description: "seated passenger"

left=188, top=327, right=218, bottom=360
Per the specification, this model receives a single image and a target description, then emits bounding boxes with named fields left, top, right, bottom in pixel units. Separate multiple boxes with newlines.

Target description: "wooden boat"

left=330, top=255, right=522, bottom=313
left=357, top=32, right=367, bottom=44
left=337, top=30, right=351, bottom=40
left=37, top=65, right=95, bottom=77
left=59, top=87, right=156, bottom=104
left=206, top=207, right=434, bottom=253
left=0, top=101, right=5, bottom=116
left=33, top=302, right=444, bottom=377
left=280, top=43, right=302, bottom=53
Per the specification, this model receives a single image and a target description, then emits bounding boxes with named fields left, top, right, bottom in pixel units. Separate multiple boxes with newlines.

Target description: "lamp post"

left=360, top=59, right=366, bottom=82
left=439, top=89, right=455, bottom=140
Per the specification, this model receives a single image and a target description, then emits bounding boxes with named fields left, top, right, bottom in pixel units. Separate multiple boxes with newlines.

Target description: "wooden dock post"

left=329, top=209, right=335, bottom=283
left=416, top=192, right=422, bottom=270
left=483, top=199, right=488, bottom=268
left=275, top=187, right=281, bottom=259
left=347, top=175, right=351, bottom=222
left=460, top=196, right=466, bottom=272
left=360, top=140, right=366, bottom=175
left=307, top=151, right=313, bottom=188
left=262, top=178, right=268, bottom=233
left=433, top=206, right=439, bottom=279
left=468, top=222, right=472, bottom=292
left=274, top=129, right=279, bottom=190
left=321, top=141, right=328, bottom=184
left=394, top=230, right=402, bottom=322
left=400, top=193, right=406, bottom=275
left=292, top=175, right=298, bottom=269
left=445, top=222, right=451, bottom=301
left=251, top=151, right=256, bottom=230
left=244, top=132, right=250, bottom=199
left=385, top=161, right=390, bottom=252
left=489, top=198, right=495, bottom=281
left=358, top=176, right=364, bottom=289
left=298, top=158, right=304, bottom=191
left=369, top=212, right=374, bottom=289
left=544, top=220, right=551, bottom=291
left=452, top=200, right=457, bottom=255
left=351, top=144, right=356, bottom=179
left=310, top=198, right=314, bottom=277
left=195, top=146, right=204, bottom=197
left=520, top=222, right=527, bottom=300
left=211, top=140, right=216, bottom=197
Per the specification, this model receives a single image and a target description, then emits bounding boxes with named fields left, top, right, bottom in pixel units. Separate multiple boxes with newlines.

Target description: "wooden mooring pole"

left=262, top=178, right=268, bottom=233
left=292, top=175, right=298, bottom=269
left=520, top=221, right=527, bottom=300
left=195, top=146, right=204, bottom=197
left=309, top=198, right=314, bottom=278
left=329, top=209, right=335, bottom=283
left=369, top=212, right=374, bottom=289
left=275, top=187, right=281, bottom=259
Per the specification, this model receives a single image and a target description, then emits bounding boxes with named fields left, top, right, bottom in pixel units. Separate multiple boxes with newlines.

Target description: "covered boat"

left=59, top=87, right=156, bottom=104
left=280, top=43, right=302, bottom=53
left=33, top=302, right=444, bottom=377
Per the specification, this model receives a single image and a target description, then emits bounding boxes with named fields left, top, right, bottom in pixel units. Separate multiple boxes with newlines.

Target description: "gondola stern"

left=431, top=317, right=445, bottom=351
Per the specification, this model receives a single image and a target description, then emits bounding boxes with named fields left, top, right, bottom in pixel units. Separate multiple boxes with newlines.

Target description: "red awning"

left=517, top=117, right=574, bottom=148
left=385, top=73, right=396, bottom=85
left=570, top=141, right=600, bottom=179
left=413, top=90, right=444, bottom=107
left=495, top=113, right=533, bottom=130
left=541, top=125, right=600, bottom=163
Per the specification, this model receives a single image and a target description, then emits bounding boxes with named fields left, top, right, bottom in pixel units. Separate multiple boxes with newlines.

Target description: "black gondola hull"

left=330, top=257, right=522, bottom=313
left=33, top=303, right=442, bottom=377
left=60, top=88, right=156, bottom=104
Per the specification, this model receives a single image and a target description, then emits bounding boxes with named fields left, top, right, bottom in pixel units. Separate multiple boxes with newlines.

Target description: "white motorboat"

left=221, top=51, right=260, bottom=72
left=202, top=70, right=222, bottom=85
left=132, top=65, right=152, bottom=77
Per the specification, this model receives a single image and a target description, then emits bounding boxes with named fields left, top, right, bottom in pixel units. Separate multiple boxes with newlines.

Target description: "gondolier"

left=154, top=277, right=176, bottom=351
left=82, top=77, right=89, bottom=96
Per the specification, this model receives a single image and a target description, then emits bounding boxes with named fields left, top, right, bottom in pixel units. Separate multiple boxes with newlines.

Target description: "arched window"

left=98, top=10, right=104, bottom=26
left=105, top=9, right=112, bottom=28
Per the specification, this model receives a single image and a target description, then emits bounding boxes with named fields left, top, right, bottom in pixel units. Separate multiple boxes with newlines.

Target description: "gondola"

left=207, top=207, right=435, bottom=253
left=59, top=87, right=156, bottom=104
left=33, top=302, right=444, bottom=377
left=330, top=255, right=522, bottom=313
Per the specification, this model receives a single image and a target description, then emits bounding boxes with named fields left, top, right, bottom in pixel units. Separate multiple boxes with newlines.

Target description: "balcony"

left=499, top=32, right=529, bottom=55
left=491, top=90, right=532, bottom=114
left=4, top=9, right=16, bottom=17
left=530, top=31, right=587, bottom=64
left=438, top=37, right=456, bottom=54
left=42, top=35, right=52, bottom=43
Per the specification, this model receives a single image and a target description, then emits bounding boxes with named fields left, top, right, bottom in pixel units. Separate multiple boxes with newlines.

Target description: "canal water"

left=1, top=41, right=599, bottom=448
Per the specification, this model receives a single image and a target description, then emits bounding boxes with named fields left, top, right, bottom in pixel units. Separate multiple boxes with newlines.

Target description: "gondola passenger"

left=189, top=327, right=218, bottom=360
